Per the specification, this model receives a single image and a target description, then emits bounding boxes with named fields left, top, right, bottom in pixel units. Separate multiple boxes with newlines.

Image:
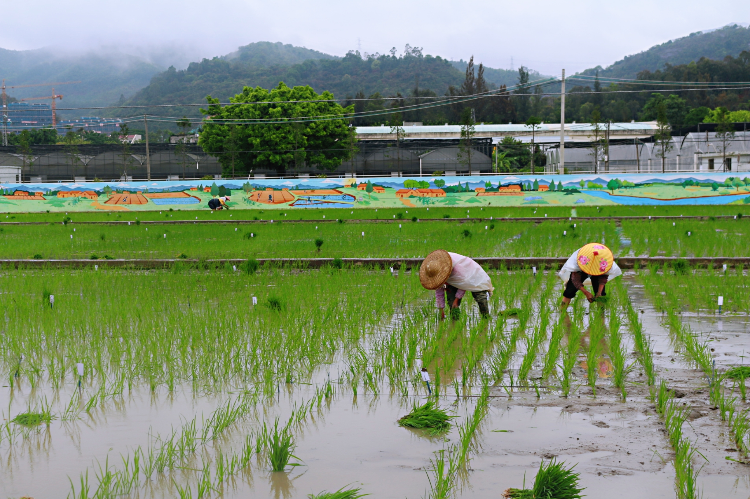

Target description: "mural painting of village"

left=0, top=173, right=749, bottom=212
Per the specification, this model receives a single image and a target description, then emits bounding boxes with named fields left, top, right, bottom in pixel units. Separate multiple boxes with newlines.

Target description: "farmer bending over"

left=559, top=242, right=621, bottom=308
left=419, top=250, right=493, bottom=319
left=208, top=195, right=230, bottom=211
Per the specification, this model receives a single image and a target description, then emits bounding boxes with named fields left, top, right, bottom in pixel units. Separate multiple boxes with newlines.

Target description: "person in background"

left=419, top=249, right=493, bottom=319
left=208, top=195, right=230, bottom=211
left=559, top=242, right=621, bottom=308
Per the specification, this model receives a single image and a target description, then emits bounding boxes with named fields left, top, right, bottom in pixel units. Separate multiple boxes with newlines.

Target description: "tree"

left=458, top=108, right=476, bottom=174
left=389, top=112, right=405, bottom=175
left=712, top=182, right=719, bottom=191
left=654, top=101, right=673, bottom=173
left=579, top=179, right=585, bottom=189
left=225, top=125, right=242, bottom=178
left=514, top=66, right=531, bottom=122
left=525, top=116, right=542, bottom=174
left=640, top=94, right=688, bottom=125
left=733, top=178, right=744, bottom=191
left=714, top=107, right=735, bottom=172
left=589, top=107, right=605, bottom=174
left=63, top=128, right=82, bottom=177
left=434, top=179, right=446, bottom=189
left=558, top=181, right=564, bottom=191
left=118, top=123, right=134, bottom=179
left=365, top=180, right=373, bottom=199
left=200, top=82, right=356, bottom=175
left=532, top=179, right=539, bottom=191
left=210, top=182, right=219, bottom=196
left=218, top=185, right=227, bottom=197
left=17, top=130, right=35, bottom=172
left=607, top=178, right=622, bottom=193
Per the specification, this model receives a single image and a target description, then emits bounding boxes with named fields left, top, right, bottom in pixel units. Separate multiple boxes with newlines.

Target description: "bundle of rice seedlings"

left=308, top=486, right=367, bottom=499
left=397, top=400, right=455, bottom=436
left=503, top=459, right=584, bottom=499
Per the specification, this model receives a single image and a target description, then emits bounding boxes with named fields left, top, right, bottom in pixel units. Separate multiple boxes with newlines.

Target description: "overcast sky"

left=2, top=0, right=749, bottom=75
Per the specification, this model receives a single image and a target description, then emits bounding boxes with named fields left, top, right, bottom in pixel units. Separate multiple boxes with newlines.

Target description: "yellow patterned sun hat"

left=419, top=250, right=453, bottom=290
left=577, top=243, right=613, bottom=276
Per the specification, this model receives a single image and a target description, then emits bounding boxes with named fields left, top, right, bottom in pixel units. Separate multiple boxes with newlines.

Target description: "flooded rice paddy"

left=1, top=267, right=750, bottom=498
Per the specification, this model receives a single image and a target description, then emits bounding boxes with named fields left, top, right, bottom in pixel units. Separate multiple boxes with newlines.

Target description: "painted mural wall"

left=0, top=173, right=749, bottom=212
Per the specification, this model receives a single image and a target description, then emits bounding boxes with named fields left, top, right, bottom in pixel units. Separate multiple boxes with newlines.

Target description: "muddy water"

left=4, top=272, right=750, bottom=497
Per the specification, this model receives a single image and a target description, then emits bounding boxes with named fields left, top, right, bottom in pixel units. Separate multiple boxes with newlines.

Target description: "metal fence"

left=0, top=139, right=496, bottom=181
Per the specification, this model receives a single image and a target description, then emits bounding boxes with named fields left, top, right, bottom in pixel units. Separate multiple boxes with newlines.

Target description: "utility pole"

left=605, top=121, right=610, bottom=171
left=559, top=69, right=565, bottom=175
left=635, top=138, right=640, bottom=173
left=144, top=115, right=151, bottom=181
left=1, top=80, right=6, bottom=147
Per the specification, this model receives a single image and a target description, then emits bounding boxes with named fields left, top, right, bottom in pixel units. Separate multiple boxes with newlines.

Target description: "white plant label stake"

left=95, top=265, right=98, bottom=271
left=718, top=296, right=724, bottom=314
left=233, top=265, right=237, bottom=272
left=49, top=295, right=54, bottom=308
left=252, top=296, right=257, bottom=306
left=76, top=362, right=84, bottom=388
left=532, top=267, right=537, bottom=276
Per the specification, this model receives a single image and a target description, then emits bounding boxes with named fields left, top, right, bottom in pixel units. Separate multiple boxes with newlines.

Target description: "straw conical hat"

left=419, top=250, right=453, bottom=290
left=577, top=243, right=614, bottom=276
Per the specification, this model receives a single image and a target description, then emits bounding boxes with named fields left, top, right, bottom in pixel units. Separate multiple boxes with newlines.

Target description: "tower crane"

left=1, top=80, right=80, bottom=146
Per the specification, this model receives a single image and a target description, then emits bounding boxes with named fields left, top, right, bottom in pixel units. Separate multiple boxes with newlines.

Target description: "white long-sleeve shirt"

left=434, top=252, right=493, bottom=308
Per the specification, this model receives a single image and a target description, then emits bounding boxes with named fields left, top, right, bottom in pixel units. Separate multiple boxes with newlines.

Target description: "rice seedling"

left=308, top=486, right=368, bottom=499
left=398, top=400, right=456, bottom=436
left=266, top=418, right=300, bottom=472
left=503, top=459, right=585, bottom=499
left=424, top=448, right=459, bottom=499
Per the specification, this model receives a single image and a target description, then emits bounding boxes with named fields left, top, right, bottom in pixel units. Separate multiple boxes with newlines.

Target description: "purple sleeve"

left=455, top=289, right=466, bottom=299
left=435, top=287, right=445, bottom=308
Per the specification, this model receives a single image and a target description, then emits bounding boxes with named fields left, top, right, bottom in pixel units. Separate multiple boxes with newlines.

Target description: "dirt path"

left=91, top=200, right=129, bottom=211
left=399, top=198, right=416, bottom=207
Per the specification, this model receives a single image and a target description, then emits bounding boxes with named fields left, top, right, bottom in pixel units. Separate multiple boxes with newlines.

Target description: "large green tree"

left=199, top=82, right=356, bottom=175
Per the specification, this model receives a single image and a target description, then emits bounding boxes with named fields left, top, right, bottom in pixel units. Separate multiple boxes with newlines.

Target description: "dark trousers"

left=208, top=198, right=221, bottom=210
left=447, top=284, right=490, bottom=317
left=563, top=273, right=607, bottom=299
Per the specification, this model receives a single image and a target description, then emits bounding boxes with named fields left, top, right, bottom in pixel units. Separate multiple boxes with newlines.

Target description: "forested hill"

left=117, top=51, right=467, bottom=117
left=223, top=41, right=338, bottom=66
left=0, top=47, right=163, bottom=116
left=582, top=24, right=750, bottom=79
left=450, top=59, right=545, bottom=88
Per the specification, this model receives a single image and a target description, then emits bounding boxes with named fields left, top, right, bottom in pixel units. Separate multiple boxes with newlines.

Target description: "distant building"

left=373, top=186, right=385, bottom=194
left=474, top=187, right=486, bottom=193
left=170, top=133, right=199, bottom=144
left=538, top=185, right=549, bottom=192
left=119, top=134, right=142, bottom=144
left=57, top=117, right=122, bottom=134
left=5, top=102, right=53, bottom=131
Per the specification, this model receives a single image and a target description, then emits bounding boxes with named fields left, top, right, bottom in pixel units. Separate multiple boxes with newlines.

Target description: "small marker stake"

left=49, top=295, right=54, bottom=308
left=718, top=296, right=724, bottom=314
left=94, top=265, right=98, bottom=271
left=399, top=224, right=402, bottom=228
left=532, top=266, right=537, bottom=276
left=251, top=233, right=254, bottom=237
left=563, top=230, right=567, bottom=236
left=128, top=222, right=130, bottom=225
left=252, top=296, right=257, bottom=306
left=76, top=362, right=84, bottom=388
left=723, top=264, right=728, bottom=272
left=70, top=234, right=73, bottom=239
left=574, top=224, right=577, bottom=228
left=233, top=265, right=237, bottom=271
left=164, top=234, right=166, bottom=238
left=235, top=228, right=237, bottom=231
left=361, top=231, right=365, bottom=237
left=421, top=368, right=432, bottom=395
